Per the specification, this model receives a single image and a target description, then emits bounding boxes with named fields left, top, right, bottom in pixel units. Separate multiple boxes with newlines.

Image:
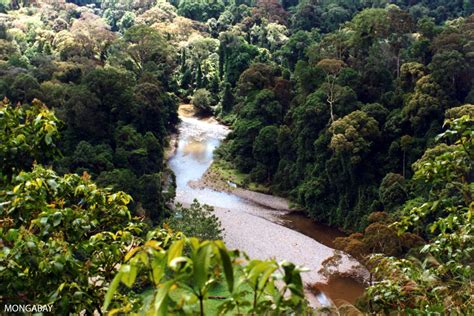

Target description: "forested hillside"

left=0, top=0, right=472, bottom=314
left=0, top=0, right=471, bottom=227
left=210, top=1, right=473, bottom=230
left=0, top=0, right=181, bottom=222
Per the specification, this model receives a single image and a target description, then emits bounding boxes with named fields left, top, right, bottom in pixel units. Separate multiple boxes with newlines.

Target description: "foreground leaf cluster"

left=105, top=235, right=309, bottom=315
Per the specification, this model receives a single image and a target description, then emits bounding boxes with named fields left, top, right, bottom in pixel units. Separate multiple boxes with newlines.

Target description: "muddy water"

left=168, top=105, right=365, bottom=306
left=279, top=212, right=346, bottom=249
left=314, top=275, right=366, bottom=305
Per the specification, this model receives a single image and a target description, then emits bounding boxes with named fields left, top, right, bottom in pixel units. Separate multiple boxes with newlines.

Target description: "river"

left=168, top=105, right=366, bottom=307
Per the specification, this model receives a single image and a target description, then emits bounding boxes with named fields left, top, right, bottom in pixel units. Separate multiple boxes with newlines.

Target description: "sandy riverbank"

left=168, top=103, right=368, bottom=307
left=175, top=187, right=367, bottom=309
left=176, top=184, right=366, bottom=284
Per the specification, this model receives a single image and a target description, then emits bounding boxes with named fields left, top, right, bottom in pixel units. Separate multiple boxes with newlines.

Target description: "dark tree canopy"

left=0, top=0, right=473, bottom=314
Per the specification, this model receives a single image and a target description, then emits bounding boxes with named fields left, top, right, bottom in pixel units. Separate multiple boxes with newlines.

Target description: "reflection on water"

left=168, top=113, right=243, bottom=208
left=169, top=115, right=223, bottom=187
left=182, top=140, right=207, bottom=162
left=314, top=275, right=366, bottom=306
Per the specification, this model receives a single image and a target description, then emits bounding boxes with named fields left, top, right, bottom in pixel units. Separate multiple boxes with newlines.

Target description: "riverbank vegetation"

left=0, top=0, right=473, bottom=314
left=198, top=159, right=271, bottom=194
left=0, top=100, right=307, bottom=314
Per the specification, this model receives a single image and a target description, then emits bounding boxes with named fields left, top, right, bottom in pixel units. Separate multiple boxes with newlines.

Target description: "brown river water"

left=168, top=105, right=366, bottom=306
left=279, top=212, right=346, bottom=249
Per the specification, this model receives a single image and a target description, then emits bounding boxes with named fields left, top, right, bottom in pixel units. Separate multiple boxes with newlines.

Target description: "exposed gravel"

left=175, top=189, right=364, bottom=286
left=169, top=105, right=367, bottom=307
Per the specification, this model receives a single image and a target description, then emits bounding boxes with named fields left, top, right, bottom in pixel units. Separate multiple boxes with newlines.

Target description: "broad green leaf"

left=153, top=280, right=174, bottom=315
left=167, top=239, right=184, bottom=266
left=124, top=247, right=141, bottom=262
left=218, top=247, right=234, bottom=293
left=103, top=271, right=123, bottom=310
left=121, top=264, right=138, bottom=288
left=248, top=261, right=275, bottom=285
left=144, top=240, right=163, bottom=250
left=194, top=243, right=212, bottom=291
left=257, top=264, right=277, bottom=290
left=151, top=257, right=166, bottom=285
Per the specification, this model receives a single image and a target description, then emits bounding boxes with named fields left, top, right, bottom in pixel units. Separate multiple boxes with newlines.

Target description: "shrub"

left=192, top=88, right=212, bottom=115
left=165, top=200, right=223, bottom=241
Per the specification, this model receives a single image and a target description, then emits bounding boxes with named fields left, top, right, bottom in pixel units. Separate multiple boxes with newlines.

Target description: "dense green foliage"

left=0, top=98, right=303, bottom=314
left=165, top=200, right=223, bottom=240
left=339, top=110, right=473, bottom=314
left=0, top=100, right=146, bottom=313
left=104, top=234, right=309, bottom=315
left=0, top=99, right=60, bottom=178
left=2, top=2, right=471, bottom=228
left=1, top=0, right=473, bottom=314
left=0, top=2, right=178, bottom=221
left=215, top=4, right=474, bottom=231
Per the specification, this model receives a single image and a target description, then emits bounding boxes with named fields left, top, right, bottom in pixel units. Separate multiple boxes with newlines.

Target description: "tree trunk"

left=329, top=100, right=335, bottom=123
